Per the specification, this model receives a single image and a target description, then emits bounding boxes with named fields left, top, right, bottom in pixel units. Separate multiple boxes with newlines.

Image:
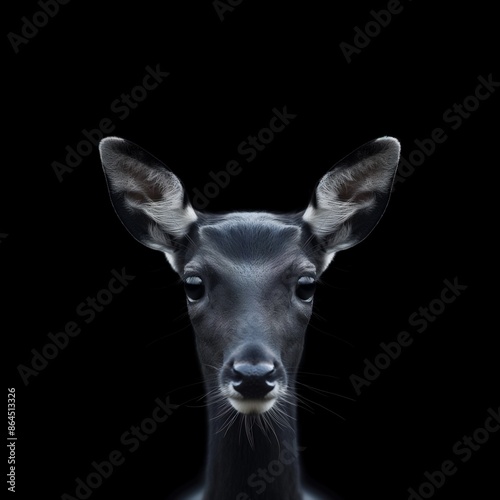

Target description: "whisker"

left=201, top=363, right=222, bottom=373
left=269, top=405, right=295, bottom=433
left=294, top=392, right=346, bottom=421
left=244, top=415, right=255, bottom=449
left=261, top=412, right=280, bottom=449
left=217, top=409, right=239, bottom=436
left=281, top=394, right=315, bottom=415
left=295, top=370, right=341, bottom=380
left=295, top=381, right=355, bottom=401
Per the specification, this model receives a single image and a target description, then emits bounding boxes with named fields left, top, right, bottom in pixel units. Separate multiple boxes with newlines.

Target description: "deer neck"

left=203, top=393, right=302, bottom=500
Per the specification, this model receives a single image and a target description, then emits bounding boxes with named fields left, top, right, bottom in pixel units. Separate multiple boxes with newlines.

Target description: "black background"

left=3, top=1, right=498, bottom=499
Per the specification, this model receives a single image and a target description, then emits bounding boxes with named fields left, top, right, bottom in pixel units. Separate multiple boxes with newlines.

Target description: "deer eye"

left=296, top=276, right=316, bottom=302
left=184, top=276, right=205, bottom=302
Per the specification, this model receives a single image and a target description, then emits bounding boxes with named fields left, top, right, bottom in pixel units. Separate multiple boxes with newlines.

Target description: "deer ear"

left=303, top=137, right=400, bottom=273
left=99, top=137, right=197, bottom=271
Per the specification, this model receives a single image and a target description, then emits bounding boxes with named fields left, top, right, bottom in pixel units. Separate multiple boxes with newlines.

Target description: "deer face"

left=99, top=136, right=400, bottom=416
left=180, top=213, right=318, bottom=414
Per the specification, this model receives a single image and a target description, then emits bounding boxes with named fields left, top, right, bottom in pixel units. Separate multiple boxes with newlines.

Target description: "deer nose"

left=232, top=362, right=276, bottom=399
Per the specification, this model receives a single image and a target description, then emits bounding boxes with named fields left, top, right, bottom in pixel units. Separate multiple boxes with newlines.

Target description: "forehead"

left=186, top=212, right=312, bottom=273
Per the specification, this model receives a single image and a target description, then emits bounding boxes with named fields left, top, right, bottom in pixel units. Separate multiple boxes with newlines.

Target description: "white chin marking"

left=229, top=398, right=276, bottom=414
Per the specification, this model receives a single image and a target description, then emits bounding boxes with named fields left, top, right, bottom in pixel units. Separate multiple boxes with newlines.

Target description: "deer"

left=98, top=135, right=400, bottom=500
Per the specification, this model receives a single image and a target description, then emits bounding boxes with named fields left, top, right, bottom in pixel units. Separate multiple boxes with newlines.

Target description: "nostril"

left=231, top=362, right=277, bottom=398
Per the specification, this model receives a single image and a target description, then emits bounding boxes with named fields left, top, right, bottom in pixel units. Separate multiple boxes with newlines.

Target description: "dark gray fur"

left=99, top=136, right=400, bottom=499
